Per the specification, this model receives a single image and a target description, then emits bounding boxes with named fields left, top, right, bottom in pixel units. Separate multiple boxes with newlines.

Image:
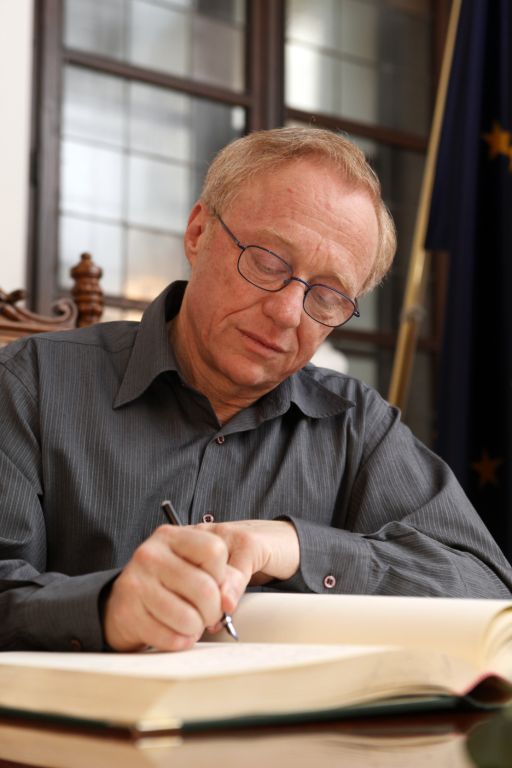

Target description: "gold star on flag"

left=471, top=449, right=503, bottom=488
left=482, top=122, right=512, bottom=171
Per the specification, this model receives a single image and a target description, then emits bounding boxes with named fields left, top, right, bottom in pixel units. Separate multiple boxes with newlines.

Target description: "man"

left=1, top=127, right=511, bottom=654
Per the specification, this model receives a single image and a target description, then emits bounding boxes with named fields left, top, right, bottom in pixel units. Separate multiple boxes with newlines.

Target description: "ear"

left=184, top=201, right=211, bottom=267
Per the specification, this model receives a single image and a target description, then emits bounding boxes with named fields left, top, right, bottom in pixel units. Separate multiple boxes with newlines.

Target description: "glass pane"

left=60, top=140, right=124, bottom=219
left=129, top=84, right=243, bottom=165
left=59, top=215, right=124, bottom=295
left=285, top=0, right=431, bottom=136
left=62, top=67, right=125, bottom=148
left=287, top=0, right=378, bottom=55
left=58, top=63, right=245, bottom=305
left=129, top=2, right=189, bottom=79
left=190, top=13, right=244, bottom=90
left=125, top=228, right=189, bottom=300
left=129, top=0, right=245, bottom=90
left=127, top=156, right=192, bottom=232
left=64, top=0, right=246, bottom=90
left=64, top=0, right=127, bottom=60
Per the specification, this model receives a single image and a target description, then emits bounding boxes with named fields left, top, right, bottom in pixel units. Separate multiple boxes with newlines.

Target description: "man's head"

left=176, top=127, right=395, bottom=416
left=201, top=126, right=396, bottom=295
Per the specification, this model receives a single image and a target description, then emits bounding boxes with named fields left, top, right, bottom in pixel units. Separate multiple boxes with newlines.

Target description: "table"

left=0, top=710, right=509, bottom=768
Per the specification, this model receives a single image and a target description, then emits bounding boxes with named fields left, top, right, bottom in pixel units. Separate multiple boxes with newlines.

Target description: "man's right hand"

left=102, top=525, right=246, bottom=651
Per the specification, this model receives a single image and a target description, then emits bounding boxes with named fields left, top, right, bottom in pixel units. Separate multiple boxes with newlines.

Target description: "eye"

left=247, top=248, right=290, bottom=277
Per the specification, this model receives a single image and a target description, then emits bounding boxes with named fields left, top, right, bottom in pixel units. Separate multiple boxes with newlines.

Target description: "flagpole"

left=387, top=0, right=462, bottom=412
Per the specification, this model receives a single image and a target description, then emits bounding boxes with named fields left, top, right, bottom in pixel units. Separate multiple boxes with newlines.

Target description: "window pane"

left=125, top=229, right=188, bottom=300
left=129, top=83, right=244, bottom=164
left=62, top=67, right=125, bottom=148
left=127, top=156, right=191, bottom=232
left=64, top=0, right=127, bottom=60
left=285, top=0, right=431, bottom=136
left=60, top=139, right=124, bottom=219
left=59, top=215, right=124, bottom=295
left=58, top=64, right=244, bottom=301
left=64, top=0, right=246, bottom=92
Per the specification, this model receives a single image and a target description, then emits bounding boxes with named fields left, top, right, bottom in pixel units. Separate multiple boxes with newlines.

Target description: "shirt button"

left=323, top=574, right=336, bottom=590
left=215, top=435, right=225, bottom=445
left=202, top=513, right=215, bottom=523
left=69, top=638, right=83, bottom=652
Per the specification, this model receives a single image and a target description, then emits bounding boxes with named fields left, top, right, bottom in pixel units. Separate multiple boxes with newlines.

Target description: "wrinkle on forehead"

left=226, top=161, right=378, bottom=296
left=247, top=216, right=375, bottom=299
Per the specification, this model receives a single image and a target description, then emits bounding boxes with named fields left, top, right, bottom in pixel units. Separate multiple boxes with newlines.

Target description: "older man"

left=1, top=127, right=510, bottom=653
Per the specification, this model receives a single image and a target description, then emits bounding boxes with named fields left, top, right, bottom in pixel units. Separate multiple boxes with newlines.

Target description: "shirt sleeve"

left=0, top=345, right=119, bottom=651
left=278, top=389, right=512, bottom=598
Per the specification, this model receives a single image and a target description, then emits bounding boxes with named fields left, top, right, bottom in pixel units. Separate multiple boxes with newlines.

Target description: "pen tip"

left=223, top=614, right=239, bottom=641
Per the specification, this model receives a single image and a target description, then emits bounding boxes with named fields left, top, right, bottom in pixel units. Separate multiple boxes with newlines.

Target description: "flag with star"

left=425, top=0, right=512, bottom=558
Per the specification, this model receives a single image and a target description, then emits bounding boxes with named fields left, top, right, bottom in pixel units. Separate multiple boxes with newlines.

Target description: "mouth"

left=240, top=330, right=286, bottom=354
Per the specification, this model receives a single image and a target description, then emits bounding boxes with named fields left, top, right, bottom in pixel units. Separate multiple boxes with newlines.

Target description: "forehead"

left=225, top=159, right=379, bottom=293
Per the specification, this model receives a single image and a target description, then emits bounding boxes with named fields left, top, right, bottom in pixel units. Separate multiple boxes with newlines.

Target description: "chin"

left=221, top=359, right=285, bottom=391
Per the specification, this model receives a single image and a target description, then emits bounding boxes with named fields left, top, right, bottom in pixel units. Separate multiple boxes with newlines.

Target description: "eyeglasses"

left=215, top=214, right=360, bottom=328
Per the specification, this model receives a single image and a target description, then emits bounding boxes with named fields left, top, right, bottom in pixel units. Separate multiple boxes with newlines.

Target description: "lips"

left=240, top=330, right=286, bottom=354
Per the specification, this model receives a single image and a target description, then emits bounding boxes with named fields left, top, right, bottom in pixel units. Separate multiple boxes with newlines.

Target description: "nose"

left=261, top=279, right=305, bottom=328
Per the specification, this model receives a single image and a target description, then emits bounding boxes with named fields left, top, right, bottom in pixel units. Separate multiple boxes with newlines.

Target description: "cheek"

left=297, top=325, right=331, bottom=359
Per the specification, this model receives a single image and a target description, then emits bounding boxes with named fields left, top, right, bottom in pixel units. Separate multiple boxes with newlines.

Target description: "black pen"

left=160, top=500, right=239, bottom=641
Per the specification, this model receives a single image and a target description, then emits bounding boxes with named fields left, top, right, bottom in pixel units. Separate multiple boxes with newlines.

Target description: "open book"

left=0, top=593, right=511, bottom=732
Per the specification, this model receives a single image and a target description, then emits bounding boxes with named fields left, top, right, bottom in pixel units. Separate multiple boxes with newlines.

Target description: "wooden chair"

left=0, top=253, right=103, bottom=347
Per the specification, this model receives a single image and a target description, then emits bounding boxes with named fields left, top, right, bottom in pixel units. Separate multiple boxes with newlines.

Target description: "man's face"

left=182, top=159, right=379, bottom=397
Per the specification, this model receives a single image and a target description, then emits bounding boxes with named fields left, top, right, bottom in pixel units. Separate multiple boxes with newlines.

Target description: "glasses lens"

left=239, top=247, right=291, bottom=290
left=305, top=286, right=355, bottom=327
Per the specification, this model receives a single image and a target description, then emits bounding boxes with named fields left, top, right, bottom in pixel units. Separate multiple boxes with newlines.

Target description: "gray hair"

left=201, top=126, right=396, bottom=295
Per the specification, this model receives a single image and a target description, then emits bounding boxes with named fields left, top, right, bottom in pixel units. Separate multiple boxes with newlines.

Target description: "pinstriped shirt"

left=1, top=281, right=511, bottom=651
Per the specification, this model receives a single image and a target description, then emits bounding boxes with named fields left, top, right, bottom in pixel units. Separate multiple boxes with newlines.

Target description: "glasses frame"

left=215, top=213, right=360, bottom=328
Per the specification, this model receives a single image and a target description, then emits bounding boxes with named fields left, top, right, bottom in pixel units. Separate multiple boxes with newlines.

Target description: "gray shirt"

left=1, top=282, right=511, bottom=652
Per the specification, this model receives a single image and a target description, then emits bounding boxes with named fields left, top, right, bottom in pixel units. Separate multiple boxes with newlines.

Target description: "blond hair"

left=201, top=126, right=396, bottom=294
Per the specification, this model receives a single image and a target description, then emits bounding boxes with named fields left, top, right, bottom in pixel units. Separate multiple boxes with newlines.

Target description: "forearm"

left=278, top=516, right=512, bottom=598
left=0, top=568, right=120, bottom=651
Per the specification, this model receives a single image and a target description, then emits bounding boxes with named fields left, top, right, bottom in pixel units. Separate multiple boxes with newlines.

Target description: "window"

left=31, top=0, right=449, bottom=441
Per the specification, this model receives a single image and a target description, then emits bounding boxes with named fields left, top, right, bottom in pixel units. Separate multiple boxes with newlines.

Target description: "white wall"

left=0, top=0, right=33, bottom=291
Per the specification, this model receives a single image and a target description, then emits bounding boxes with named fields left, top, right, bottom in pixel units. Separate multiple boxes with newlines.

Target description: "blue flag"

left=425, top=0, right=512, bottom=558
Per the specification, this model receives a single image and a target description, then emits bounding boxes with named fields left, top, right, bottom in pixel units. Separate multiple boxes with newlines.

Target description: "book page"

left=0, top=643, right=389, bottom=680
left=205, top=593, right=512, bottom=667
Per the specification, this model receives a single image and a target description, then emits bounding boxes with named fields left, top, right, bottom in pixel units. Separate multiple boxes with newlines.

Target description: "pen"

left=160, top=500, right=239, bottom=641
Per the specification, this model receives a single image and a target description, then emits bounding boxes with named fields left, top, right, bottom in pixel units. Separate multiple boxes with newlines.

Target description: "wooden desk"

left=0, top=711, right=506, bottom=768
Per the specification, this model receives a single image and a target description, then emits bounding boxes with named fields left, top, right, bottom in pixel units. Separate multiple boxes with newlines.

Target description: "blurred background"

left=0, top=0, right=452, bottom=446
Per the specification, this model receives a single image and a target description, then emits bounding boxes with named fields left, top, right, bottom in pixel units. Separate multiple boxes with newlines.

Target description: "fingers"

left=203, top=520, right=301, bottom=585
left=103, top=526, right=231, bottom=652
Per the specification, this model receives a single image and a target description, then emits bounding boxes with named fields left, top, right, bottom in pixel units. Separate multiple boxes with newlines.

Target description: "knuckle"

left=172, top=602, right=204, bottom=636
left=196, top=573, right=221, bottom=604
left=204, top=536, right=227, bottom=562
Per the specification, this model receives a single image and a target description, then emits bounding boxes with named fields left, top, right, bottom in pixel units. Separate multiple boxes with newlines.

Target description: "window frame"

left=29, top=0, right=451, bottom=440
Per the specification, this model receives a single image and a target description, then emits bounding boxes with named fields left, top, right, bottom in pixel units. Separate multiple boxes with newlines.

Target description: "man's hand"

left=103, top=525, right=246, bottom=652
left=203, top=519, right=300, bottom=587
left=102, top=519, right=300, bottom=652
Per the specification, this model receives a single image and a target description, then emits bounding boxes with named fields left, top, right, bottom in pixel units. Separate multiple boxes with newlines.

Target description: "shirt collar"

left=114, top=280, right=354, bottom=419
left=270, top=366, right=354, bottom=419
left=113, top=282, right=186, bottom=408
